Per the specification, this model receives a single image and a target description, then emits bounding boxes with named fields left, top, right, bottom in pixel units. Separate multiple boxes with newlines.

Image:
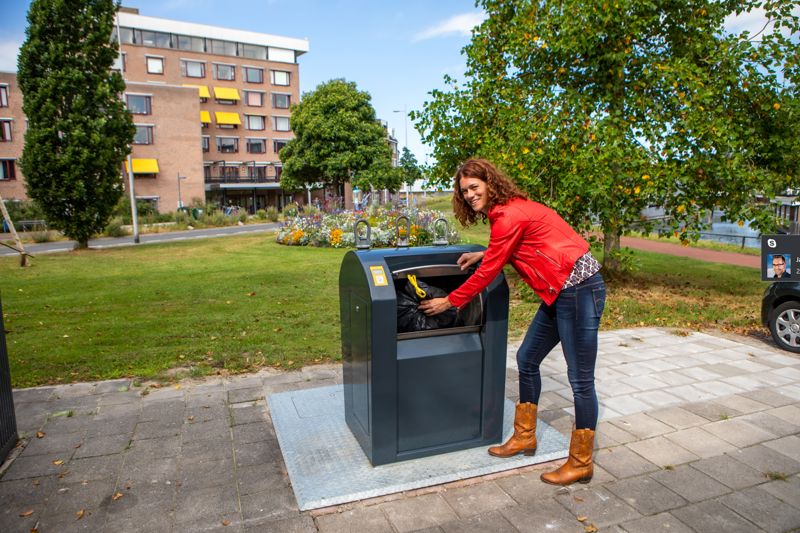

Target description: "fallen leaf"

left=248, top=292, right=256, bottom=296
left=577, top=516, right=588, bottom=522
left=32, top=480, right=40, bottom=487
left=35, top=431, right=45, bottom=439
left=112, top=492, right=123, bottom=501
left=187, top=416, right=195, bottom=421
left=52, top=459, right=64, bottom=466
left=574, top=496, right=584, bottom=503
left=19, top=509, right=34, bottom=517
left=222, top=519, right=231, bottom=526
left=584, top=524, right=598, bottom=533
left=75, top=509, right=85, bottom=520
left=174, top=384, right=181, bottom=390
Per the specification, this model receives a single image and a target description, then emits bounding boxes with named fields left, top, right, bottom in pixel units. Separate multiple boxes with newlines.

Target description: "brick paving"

left=1, top=328, right=800, bottom=532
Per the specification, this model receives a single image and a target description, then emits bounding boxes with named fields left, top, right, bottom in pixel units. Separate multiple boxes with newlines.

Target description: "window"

left=203, top=165, right=212, bottom=180
left=0, top=85, right=7, bottom=107
left=112, top=53, right=126, bottom=72
left=146, top=56, right=164, bottom=75
left=272, top=93, right=291, bottom=109
left=177, top=35, right=205, bottom=52
left=273, top=116, right=290, bottom=131
left=243, top=66, right=263, bottom=84
left=274, top=165, right=283, bottom=180
left=247, top=165, right=268, bottom=179
left=210, top=39, right=237, bottom=56
left=0, top=120, right=11, bottom=142
left=126, top=94, right=152, bottom=115
left=270, top=70, right=290, bottom=86
left=244, top=91, right=263, bottom=107
left=241, top=44, right=267, bottom=60
left=273, top=139, right=289, bottom=154
left=137, top=30, right=171, bottom=48
left=133, top=125, right=153, bottom=145
left=202, top=136, right=210, bottom=153
left=180, top=60, right=205, bottom=78
left=221, top=165, right=239, bottom=178
left=0, top=159, right=15, bottom=180
left=246, top=139, right=266, bottom=153
left=214, top=63, right=235, bottom=81
left=245, top=115, right=265, bottom=130
left=216, top=137, right=239, bottom=153
left=117, top=27, right=134, bottom=44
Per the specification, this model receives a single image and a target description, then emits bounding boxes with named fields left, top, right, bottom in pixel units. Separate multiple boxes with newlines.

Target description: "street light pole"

left=393, top=107, right=409, bottom=205
left=177, top=174, right=187, bottom=209
left=116, top=15, right=139, bottom=243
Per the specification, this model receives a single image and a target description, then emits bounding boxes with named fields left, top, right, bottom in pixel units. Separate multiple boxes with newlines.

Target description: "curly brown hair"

left=452, top=158, right=528, bottom=226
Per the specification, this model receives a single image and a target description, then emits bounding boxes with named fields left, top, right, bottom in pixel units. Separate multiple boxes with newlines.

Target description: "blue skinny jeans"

left=516, top=272, right=606, bottom=430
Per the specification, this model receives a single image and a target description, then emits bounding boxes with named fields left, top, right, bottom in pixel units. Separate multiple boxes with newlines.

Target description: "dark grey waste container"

left=340, top=241, right=509, bottom=466
left=0, top=296, right=18, bottom=463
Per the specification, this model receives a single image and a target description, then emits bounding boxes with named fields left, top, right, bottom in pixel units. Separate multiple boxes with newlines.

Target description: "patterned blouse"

left=561, top=251, right=602, bottom=289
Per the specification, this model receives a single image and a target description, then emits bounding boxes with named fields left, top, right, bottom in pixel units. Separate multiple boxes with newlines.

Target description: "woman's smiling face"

left=459, top=176, right=488, bottom=213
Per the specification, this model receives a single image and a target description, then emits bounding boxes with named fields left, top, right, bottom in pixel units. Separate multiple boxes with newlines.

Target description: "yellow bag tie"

left=407, top=274, right=427, bottom=299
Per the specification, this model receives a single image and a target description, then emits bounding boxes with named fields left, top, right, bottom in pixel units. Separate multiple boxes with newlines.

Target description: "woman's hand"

left=419, top=297, right=453, bottom=316
left=457, top=251, right=485, bottom=271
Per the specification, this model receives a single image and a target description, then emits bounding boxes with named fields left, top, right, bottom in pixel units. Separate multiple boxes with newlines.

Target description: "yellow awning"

left=215, top=111, right=241, bottom=126
left=213, top=87, right=240, bottom=101
left=200, top=110, right=211, bottom=124
left=183, top=84, right=210, bottom=99
left=125, top=159, right=160, bottom=174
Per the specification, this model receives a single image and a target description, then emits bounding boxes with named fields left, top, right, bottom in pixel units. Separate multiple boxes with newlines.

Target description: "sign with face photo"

left=762, top=235, right=800, bottom=281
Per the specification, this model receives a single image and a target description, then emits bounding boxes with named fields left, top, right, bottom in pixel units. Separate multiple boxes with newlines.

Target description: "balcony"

left=204, top=161, right=281, bottom=184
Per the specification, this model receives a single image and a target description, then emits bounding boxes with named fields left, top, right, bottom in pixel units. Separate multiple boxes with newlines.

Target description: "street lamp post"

left=177, top=174, right=187, bottom=209
left=393, top=107, right=409, bottom=205
left=115, top=15, right=139, bottom=244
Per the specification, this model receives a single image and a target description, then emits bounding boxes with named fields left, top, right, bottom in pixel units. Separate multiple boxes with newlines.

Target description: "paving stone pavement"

left=2, top=328, right=800, bottom=532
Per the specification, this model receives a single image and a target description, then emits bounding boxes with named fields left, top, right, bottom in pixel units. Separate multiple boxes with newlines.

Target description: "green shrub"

left=256, top=209, right=267, bottom=220
left=31, top=230, right=60, bottom=243
left=284, top=203, right=299, bottom=217
left=103, top=217, right=130, bottom=237
left=238, top=211, right=248, bottom=223
left=266, top=207, right=279, bottom=222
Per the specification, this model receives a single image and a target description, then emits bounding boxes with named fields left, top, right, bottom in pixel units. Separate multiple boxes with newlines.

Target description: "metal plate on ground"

left=268, top=385, right=569, bottom=511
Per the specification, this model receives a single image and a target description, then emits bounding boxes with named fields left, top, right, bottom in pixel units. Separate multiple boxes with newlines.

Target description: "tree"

left=17, top=0, right=135, bottom=249
left=280, top=79, right=402, bottom=196
left=413, top=0, right=799, bottom=272
left=399, top=147, right=424, bottom=190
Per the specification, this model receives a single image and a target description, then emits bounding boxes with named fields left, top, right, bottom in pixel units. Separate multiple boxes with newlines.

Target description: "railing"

left=204, top=175, right=280, bottom=184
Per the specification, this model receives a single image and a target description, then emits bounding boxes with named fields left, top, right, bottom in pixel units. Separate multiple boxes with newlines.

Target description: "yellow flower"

left=641, top=174, right=650, bottom=181
left=521, top=147, right=530, bottom=154
left=773, top=103, right=781, bottom=110
left=633, top=186, right=641, bottom=194
left=737, top=220, right=744, bottom=227
left=677, top=205, right=685, bottom=213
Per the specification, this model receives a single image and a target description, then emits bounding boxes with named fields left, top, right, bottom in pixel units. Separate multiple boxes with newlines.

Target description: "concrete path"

left=620, top=236, right=761, bottom=269
left=2, top=327, right=799, bottom=532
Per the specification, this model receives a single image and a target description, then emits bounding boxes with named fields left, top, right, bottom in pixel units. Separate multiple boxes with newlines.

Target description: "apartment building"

left=0, top=7, right=310, bottom=214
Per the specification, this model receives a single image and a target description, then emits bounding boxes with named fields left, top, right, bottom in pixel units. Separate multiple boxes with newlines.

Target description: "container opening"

left=394, top=271, right=482, bottom=337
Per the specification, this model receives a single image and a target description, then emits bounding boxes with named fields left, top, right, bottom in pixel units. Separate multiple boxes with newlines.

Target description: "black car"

left=762, top=281, right=800, bottom=353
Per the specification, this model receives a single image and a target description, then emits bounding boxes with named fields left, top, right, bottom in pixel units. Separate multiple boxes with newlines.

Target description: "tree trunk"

left=75, top=239, right=89, bottom=250
left=602, top=227, right=622, bottom=275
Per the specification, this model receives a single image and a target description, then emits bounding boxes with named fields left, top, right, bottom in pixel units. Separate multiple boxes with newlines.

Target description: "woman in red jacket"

left=420, top=158, right=605, bottom=486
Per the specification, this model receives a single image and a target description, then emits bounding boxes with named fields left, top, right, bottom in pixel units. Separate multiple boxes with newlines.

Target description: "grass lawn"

left=1, top=225, right=767, bottom=388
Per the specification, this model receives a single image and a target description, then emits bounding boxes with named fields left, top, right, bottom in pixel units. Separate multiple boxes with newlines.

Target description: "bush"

left=256, top=209, right=267, bottom=220
left=266, top=207, right=279, bottom=222
left=283, top=203, right=299, bottom=217
left=31, top=230, right=60, bottom=243
left=103, top=217, right=130, bottom=237
left=2, top=200, right=47, bottom=228
left=238, top=211, right=248, bottom=224
left=276, top=206, right=460, bottom=248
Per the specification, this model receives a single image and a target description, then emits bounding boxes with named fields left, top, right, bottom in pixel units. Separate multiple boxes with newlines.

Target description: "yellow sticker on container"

left=369, top=265, right=388, bottom=287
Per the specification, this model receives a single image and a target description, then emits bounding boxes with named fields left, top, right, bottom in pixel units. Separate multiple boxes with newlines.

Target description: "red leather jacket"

left=448, top=197, right=589, bottom=307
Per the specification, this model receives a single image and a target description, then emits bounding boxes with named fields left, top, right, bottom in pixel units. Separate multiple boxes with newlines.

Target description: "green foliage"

left=399, top=147, right=424, bottom=187
left=280, top=79, right=401, bottom=193
left=17, top=0, right=136, bottom=248
left=265, top=206, right=279, bottom=222
left=255, top=209, right=267, bottom=220
left=413, top=0, right=800, bottom=270
left=103, top=216, right=129, bottom=237
left=2, top=200, right=47, bottom=225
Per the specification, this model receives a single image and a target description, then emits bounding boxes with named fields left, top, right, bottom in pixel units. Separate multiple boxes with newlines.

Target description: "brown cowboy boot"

left=540, top=428, right=595, bottom=485
left=488, top=402, right=537, bottom=457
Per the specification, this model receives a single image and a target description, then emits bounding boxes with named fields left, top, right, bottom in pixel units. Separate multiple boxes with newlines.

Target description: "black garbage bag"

left=396, top=278, right=458, bottom=333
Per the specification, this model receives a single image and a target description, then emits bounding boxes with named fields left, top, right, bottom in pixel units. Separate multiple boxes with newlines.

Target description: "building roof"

left=116, top=12, right=310, bottom=55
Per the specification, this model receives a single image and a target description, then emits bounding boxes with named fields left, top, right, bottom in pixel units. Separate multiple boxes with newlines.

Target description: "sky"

left=0, top=1, right=790, bottom=168
left=0, top=0, right=487, bottom=165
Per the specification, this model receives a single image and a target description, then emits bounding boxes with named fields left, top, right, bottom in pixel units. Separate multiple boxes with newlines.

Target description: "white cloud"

left=0, top=40, right=22, bottom=72
left=724, top=5, right=800, bottom=37
left=413, top=12, right=487, bottom=42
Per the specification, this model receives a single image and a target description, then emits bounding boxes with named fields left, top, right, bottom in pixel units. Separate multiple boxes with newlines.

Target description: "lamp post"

left=115, top=14, right=139, bottom=244
left=392, top=107, right=409, bottom=205
left=177, top=174, right=187, bottom=209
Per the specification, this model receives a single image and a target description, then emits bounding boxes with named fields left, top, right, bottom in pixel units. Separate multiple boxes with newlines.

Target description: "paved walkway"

left=1, top=327, right=799, bottom=532
left=620, top=236, right=761, bottom=269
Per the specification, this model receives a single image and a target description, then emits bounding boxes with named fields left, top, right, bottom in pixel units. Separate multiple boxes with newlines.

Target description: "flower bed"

left=276, top=206, right=461, bottom=248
